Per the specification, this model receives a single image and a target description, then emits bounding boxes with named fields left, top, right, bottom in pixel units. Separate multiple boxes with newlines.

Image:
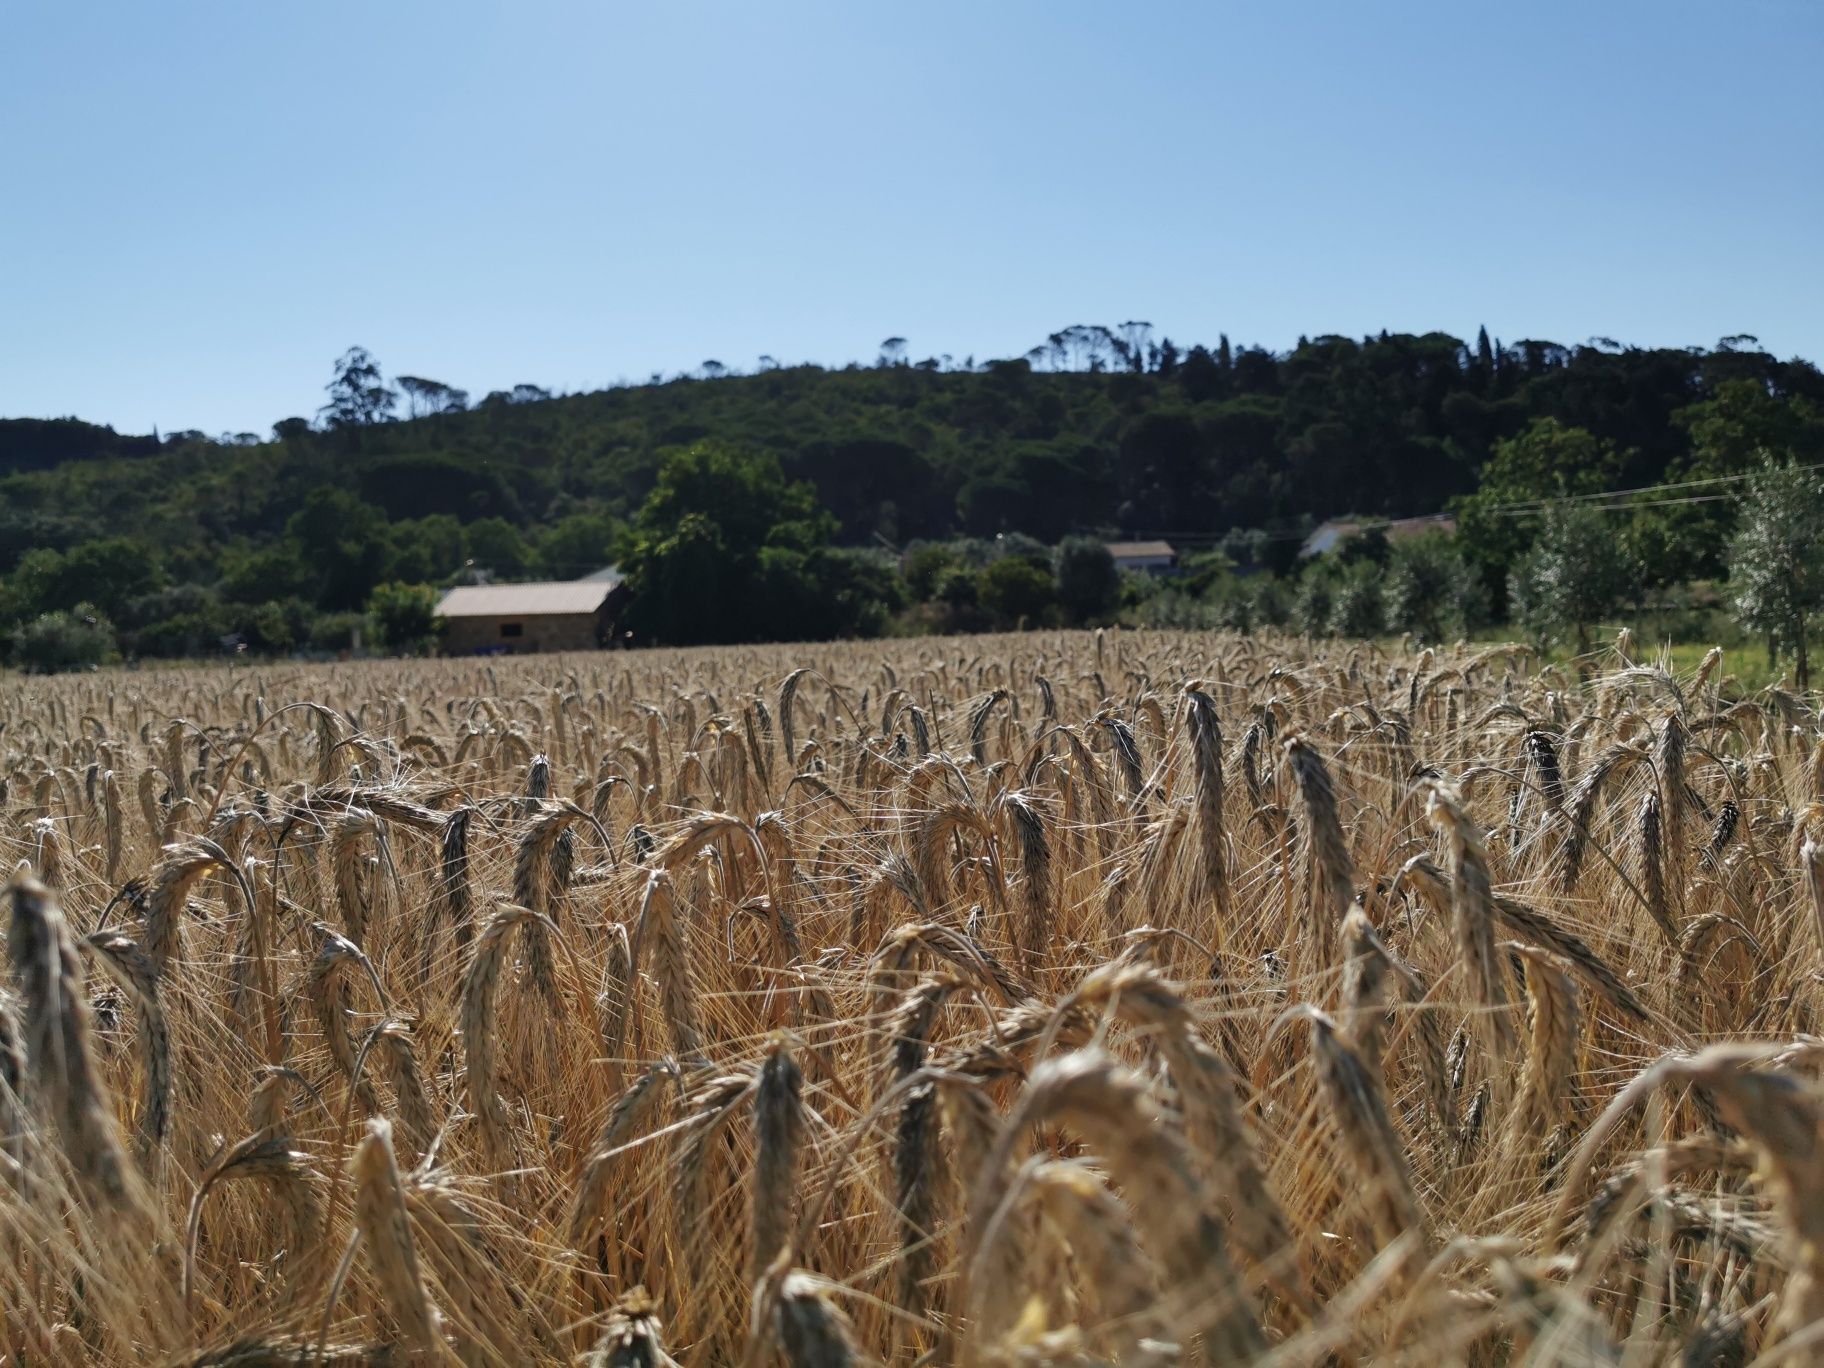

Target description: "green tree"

left=1455, top=418, right=1626, bottom=573
left=1054, top=536, right=1119, bottom=624
left=617, top=444, right=833, bottom=645
left=5, top=539, right=163, bottom=621
left=1669, top=382, right=1824, bottom=576
left=936, top=566, right=981, bottom=618
left=285, top=488, right=391, bottom=611
left=240, top=598, right=313, bottom=655
left=367, top=582, right=444, bottom=653
left=10, top=605, right=115, bottom=672
left=903, top=543, right=960, bottom=601
left=977, top=557, right=1054, bottom=628
left=1728, top=461, right=1824, bottom=691
left=463, top=518, right=533, bottom=579
left=1512, top=503, right=1631, bottom=652
left=1678, top=381, right=1824, bottom=479
left=1385, top=533, right=1486, bottom=641
left=1292, top=568, right=1335, bottom=638
left=319, top=347, right=397, bottom=429
left=1329, top=563, right=1385, bottom=638
left=386, top=515, right=469, bottom=583
left=219, top=543, right=315, bottom=605
left=536, top=510, right=620, bottom=578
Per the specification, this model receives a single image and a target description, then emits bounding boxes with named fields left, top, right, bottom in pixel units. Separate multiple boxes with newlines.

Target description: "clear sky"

left=3, top=1, right=1820, bottom=436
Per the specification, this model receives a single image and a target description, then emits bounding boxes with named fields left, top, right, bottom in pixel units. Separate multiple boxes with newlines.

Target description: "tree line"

left=2, top=326, right=1821, bottom=671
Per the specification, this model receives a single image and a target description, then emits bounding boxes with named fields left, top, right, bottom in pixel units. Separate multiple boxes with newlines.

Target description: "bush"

left=130, top=610, right=233, bottom=660
left=902, top=543, right=960, bottom=601
left=120, top=582, right=223, bottom=633
left=1292, top=570, right=1336, bottom=638
left=1385, top=533, right=1487, bottom=642
left=978, top=557, right=1055, bottom=628
left=1055, top=536, right=1119, bottom=624
left=10, top=605, right=115, bottom=673
left=1134, top=588, right=1219, bottom=630
left=309, top=611, right=371, bottom=654
left=1513, top=503, right=1632, bottom=651
left=1329, top=564, right=1385, bottom=638
left=367, top=582, right=443, bottom=653
left=240, top=599, right=314, bottom=655
left=1248, top=577, right=1292, bottom=629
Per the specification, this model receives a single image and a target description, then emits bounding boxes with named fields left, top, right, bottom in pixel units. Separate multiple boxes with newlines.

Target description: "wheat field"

left=1, top=629, right=1819, bottom=1365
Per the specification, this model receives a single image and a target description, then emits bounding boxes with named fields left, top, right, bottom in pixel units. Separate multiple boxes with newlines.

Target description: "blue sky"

left=3, top=1, right=1820, bottom=435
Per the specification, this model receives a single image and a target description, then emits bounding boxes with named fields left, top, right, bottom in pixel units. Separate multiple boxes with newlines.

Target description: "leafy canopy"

left=1729, top=461, right=1824, bottom=689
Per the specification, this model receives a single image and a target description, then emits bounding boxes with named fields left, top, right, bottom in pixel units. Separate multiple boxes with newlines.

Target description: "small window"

left=499, top=623, right=523, bottom=638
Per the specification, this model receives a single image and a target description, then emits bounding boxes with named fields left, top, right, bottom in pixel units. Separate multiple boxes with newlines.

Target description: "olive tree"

left=1513, top=503, right=1630, bottom=653
left=1729, top=461, right=1824, bottom=691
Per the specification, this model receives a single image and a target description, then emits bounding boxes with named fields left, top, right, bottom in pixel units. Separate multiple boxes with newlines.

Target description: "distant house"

left=1107, top=540, right=1178, bottom=574
left=1299, top=514, right=1456, bottom=559
left=435, top=575, right=627, bottom=655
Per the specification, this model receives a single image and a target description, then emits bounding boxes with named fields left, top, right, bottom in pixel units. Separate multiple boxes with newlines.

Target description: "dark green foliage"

left=308, top=611, right=370, bottom=654
left=536, top=510, right=621, bottom=578
left=9, top=606, right=115, bottom=673
left=4, top=329, right=1823, bottom=656
left=977, top=556, right=1055, bottom=629
left=285, top=488, right=392, bottom=611
left=360, top=453, right=521, bottom=522
left=902, top=543, right=961, bottom=601
left=241, top=599, right=314, bottom=655
left=129, top=608, right=233, bottom=660
left=218, top=542, right=315, bottom=605
left=618, top=444, right=880, bottom=645
left=368, top=582, right=444, bottom=652
left=385, top=516, right=469, bottom=585
left=1055, top=536, right=1120, bottom=624
left=0, top=418, right=159, bottom=476
left=3, top=539, right=163, bottom=622
left=464, top=518, right=533, bottom=579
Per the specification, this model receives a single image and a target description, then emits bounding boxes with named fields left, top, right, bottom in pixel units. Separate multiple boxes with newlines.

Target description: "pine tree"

left=1475, top=325, right=1495, bottom=390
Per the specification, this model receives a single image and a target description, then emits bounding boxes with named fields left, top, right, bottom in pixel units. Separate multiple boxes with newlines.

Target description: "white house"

left=1106, top=540, right=1178, bottom=574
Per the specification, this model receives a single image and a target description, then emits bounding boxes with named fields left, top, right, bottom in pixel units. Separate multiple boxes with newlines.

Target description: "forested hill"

left=7, top=329, right=1821, bottom=568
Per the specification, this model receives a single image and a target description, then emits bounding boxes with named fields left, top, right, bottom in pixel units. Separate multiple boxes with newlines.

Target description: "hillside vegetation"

left=3, top=327, right=1822, bottom=662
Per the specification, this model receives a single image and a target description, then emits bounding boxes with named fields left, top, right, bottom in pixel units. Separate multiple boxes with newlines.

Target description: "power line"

left=1485, top=462, right=1824, bottom=515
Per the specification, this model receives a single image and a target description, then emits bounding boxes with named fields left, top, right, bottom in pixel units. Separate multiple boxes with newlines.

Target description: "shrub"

left=901, top=543, right=959, bottom=601
left=977, top=557, right=1055, bottom=629
left=368, top=582, right=444, bottom=653
left=1329, top=564, right=1386, bottom=638
left=1055, top=536, right=1120, bottom=624
left=309, top=611, right=371, bottom=654
left=1513, top=503, right=1632, bottom=651
left=10, top=605, right=115, bottom=673
left=1728, top=461, right=1824, bottom=690
left=1292, top=570, right=1335, bottom=638
left=130, top=610, right=233, bottom=660
left=1385, top=533, right=1487, bottom=642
